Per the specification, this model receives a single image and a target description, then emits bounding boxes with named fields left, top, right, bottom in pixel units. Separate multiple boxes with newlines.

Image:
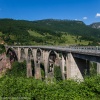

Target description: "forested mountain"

left=0, top=18, right=100, bottom=45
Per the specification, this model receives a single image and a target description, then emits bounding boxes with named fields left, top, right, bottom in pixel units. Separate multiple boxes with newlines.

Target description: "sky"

left=0, top=0, right=100, bottom=25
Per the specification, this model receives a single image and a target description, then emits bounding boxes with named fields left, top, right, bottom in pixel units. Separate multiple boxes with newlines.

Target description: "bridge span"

left=5, top=45, right=100, bottom=80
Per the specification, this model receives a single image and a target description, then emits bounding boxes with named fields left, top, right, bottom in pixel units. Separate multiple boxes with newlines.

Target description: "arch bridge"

left=5, top=45, right=100, bottom=80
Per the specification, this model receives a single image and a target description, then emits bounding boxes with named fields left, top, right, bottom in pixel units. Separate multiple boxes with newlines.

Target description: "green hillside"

left=0, top=18, right=100, bottom=45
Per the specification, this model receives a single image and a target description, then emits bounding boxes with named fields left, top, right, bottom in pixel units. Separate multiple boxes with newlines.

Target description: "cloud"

left=83, top=17, right=87, bottom=20
left=75, top=19, right=81, bottom=21
left=96, top=13, right=100, bottom=17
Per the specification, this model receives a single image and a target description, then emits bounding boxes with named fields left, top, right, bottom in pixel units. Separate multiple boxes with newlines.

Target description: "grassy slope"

left=28, top=30, right=91, bottom=45
left=62, top=34, right=91, bottom=45
left=0, top=30, right=92, bottom=46
left=28, top=30, right=44, bottom=37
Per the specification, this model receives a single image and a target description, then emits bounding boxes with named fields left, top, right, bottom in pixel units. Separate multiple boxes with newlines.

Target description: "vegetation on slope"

left=0, top=44, right=5, bottom=54
left=0, top=18, right=100, bottom=45
left=0, top=61, right=100, bottom=100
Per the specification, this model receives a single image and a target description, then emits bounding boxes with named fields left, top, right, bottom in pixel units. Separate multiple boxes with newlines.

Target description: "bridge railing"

left=5, top=45, right=100, bottom=55
left=67, top=46, right=100, bottom=54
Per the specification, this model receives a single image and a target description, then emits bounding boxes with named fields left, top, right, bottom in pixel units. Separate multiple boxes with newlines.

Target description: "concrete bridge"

left=5, top=45, right=100, bottom=80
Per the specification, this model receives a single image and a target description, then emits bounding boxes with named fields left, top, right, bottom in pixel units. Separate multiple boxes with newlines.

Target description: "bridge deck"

left=5, top=46, right=100, bottom=57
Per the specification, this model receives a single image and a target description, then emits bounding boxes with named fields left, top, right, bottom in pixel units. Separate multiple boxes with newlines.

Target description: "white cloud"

left=83, top=17, right=87, bottom=20
left=96, top=13, right=100, bottom=17
left=75, top=19, right=81, bottom=21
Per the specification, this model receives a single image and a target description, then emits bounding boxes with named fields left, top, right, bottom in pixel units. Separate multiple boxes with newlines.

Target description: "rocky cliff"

left=90, top=22, right=100, bottom=29
left=0, top=53, right=11, bottom=74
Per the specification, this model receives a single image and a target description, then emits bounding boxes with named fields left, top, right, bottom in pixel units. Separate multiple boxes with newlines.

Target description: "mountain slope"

left=90, top=22, right=100, bottom=29
left=0, top=18, right=100, bottom=45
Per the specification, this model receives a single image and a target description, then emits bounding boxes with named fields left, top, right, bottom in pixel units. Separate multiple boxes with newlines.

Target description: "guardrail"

left=5, top=45, right=100, bottom=54
left=66, top=46, right=100, bottom=54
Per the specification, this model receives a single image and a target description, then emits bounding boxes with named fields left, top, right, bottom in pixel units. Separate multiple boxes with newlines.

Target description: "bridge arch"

left=20, top=48, right=25, bottom=61
left=6, top=48, right=18, bottom=62
left=48, top=50, right=58, bottom=73
left=28, top=48, right=33, bottom=60
left=36, top=48, right=42, bottom=62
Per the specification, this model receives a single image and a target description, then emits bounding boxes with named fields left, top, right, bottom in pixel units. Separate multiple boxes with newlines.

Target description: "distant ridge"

left=90, top=22, right=100, bottom=29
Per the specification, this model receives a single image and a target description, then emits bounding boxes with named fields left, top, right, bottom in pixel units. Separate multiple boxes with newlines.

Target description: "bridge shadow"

left=74, top=57, right=87, bottom=77
left=31, top=60, right=35, bottom=76
left=40, top=63, right=45, bottom=80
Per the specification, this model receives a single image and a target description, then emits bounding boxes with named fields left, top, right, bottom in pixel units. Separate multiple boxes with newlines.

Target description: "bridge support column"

left=43, top=51, right=49, bottom=79
left=97, top=63, right=100, bottom=74
left=35, top=61, right=41, bottom=79
left=66, top=55, right=70, bottom=79
left=18, top=47, right=21, bottom=62
left=67, top=53, right=87, bottom=81
left=25, top=48, right=32, bottom=78
left=61, top=55, right=65, bottom=80
left=33, top=49, right=41, bottom=79
left=24, top=48, right=28, bottom=60
left=26, top=60, right=32, bottom=78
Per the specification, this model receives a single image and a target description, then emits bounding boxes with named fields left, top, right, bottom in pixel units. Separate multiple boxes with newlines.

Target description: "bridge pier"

left=18, top=47, right=21, bottom=62
left=67, top=53, right=87, bottom=81
left=24, top=48, right=28, bottom=60
left=34, top=61, right=41, bottom=79
left=33, top=49, right=41, bottom=79
left=43, top=51, right=49, bottom=79
left=26, top=60, right=32, bottom=78
left=97, top=63, right=100, bottom=74
left=60, top=55, right=65, bottom=80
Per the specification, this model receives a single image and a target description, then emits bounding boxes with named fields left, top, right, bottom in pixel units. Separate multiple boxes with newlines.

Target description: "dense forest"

left=0, top=18, right=100, bottom=45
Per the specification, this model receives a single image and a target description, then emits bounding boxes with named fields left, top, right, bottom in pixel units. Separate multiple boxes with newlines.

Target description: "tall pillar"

left=26, top=60, right=32, bottom=78
left=66, top=55, right=70, bottom=79
left=67, top=53, right=85, bottom=80
left=24, top=48, right=28, bottom=60
left=60, top=55, right=65, bottom=80
left=97, top=62, right=100, bottom=74
left=18, top=47, right=21, bottom=62
left=35, top=62, right=41, bottom=79
left=32, top=49, right=41, bottom=79
left=25, top=48, right=32, bottom=78
left=43, top=50, right=49, bottom=79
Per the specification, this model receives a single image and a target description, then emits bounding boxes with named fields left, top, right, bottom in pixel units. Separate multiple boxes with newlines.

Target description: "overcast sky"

left=0, top=0, right=100, bottom=25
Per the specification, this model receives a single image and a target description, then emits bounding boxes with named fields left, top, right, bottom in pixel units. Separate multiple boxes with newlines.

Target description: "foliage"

left=0, top=61, right=100, bottom=99
left=40, top=63, right=45, bottom=80
left=0, top=44, right=5, bottom=54
left=6, top=61, right=26, bottom=77
left=0, top=75, right=100, bottom=100
left=54, top=66, right=62, bottom=81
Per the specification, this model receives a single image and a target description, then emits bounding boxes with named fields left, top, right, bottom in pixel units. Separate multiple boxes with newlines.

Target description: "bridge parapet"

left=5, top=45, right=100, bottom=57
